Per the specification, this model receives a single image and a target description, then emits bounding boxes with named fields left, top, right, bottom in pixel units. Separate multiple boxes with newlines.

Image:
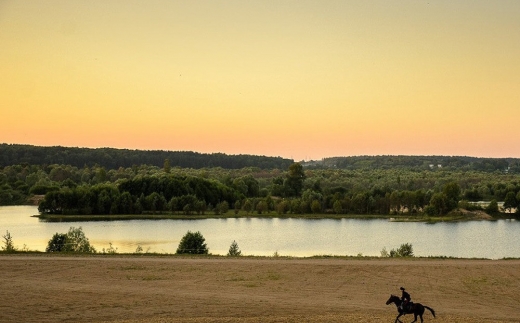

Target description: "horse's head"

left=386, top=294, right=400, bottom=305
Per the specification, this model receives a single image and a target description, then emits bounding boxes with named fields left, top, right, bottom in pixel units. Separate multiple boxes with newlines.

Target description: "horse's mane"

left=390, top=295, right=401, bottom=302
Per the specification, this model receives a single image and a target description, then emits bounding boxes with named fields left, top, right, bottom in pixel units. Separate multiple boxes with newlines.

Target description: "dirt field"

left=1, top=255, right=519, bottom=323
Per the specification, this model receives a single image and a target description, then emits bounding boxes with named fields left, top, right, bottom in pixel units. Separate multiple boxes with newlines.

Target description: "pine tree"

left=227, top=240, right=242, bottom=256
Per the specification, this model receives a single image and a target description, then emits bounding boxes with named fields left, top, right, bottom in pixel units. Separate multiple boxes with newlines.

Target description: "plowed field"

left=1, top=255, right=519, bottom=323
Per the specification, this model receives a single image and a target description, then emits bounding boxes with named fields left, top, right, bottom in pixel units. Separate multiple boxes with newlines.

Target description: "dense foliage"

left=2, top=145, right=520, bottom=217
left=176, top=231, right=209, bottom=254
left=45, top=227, right=96, bottom=253
left=317, top=155, right=520, bottom=173
left=0, top=144, right=293, bottom=170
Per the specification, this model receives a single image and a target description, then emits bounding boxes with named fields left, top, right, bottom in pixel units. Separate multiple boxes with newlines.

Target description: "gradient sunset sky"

left=1, top=1, right=519, bottom=161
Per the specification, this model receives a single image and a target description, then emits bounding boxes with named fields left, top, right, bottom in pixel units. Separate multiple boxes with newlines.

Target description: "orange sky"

left=1, top=1, right=519, bottom=161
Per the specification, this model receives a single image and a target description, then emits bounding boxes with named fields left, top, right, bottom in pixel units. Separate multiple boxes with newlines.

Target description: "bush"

left=46, top=233, right=68, bottom=252
left=394, top=243, right=414, bottom=257
left=486, top=199, right=499, bottom=215
left=381, top=243, right=414, bottom=258
left=176, top=231, right=209, bottom=254
left=45, top=227, right=96, bottom=253
left=64, top=227, right=96, bottom=253
left=102, top=242, right=118, bottom=254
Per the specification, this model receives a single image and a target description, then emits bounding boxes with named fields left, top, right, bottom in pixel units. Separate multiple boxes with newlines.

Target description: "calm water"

left=1, top=205, right=519, bottom=259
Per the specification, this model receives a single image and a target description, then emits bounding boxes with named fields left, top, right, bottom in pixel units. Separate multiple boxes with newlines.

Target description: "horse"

left=386, top=294, right=436, bottom=323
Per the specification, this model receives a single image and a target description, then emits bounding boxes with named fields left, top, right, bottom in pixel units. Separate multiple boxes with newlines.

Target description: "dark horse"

left=386, top=295, right=436, bottom=323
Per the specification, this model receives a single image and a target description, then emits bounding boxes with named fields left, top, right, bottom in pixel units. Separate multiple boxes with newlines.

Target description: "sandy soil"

left=1, top=255, right=519, bottom=323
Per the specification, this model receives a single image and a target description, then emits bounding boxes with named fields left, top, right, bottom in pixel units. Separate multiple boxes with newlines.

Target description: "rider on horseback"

left=400, top=287, right=411, bottom=312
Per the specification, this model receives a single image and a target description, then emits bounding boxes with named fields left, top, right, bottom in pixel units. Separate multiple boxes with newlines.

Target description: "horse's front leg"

left=394, top=313, right=403, bottom=323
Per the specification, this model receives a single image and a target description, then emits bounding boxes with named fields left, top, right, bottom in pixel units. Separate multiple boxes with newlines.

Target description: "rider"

left=400, top=287, right=411, bottom=312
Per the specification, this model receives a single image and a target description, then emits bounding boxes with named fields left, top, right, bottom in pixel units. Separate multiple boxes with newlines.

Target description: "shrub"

left=102, top=242, right=118, bottom=254
left=65, top=227, right=96, bottom=253
left=46, top=233, right=68, bottom=252
left=176, top=231, right=208, bottom=254
left=396, top=243, right=414, bottom=257
left=45, top=227, right=96, bottom=253
left=381, top=243, right=414, bottom=258
left=486, top=200, right=499, bottom=215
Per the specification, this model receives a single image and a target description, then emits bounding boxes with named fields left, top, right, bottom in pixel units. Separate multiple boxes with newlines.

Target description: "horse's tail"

left=424, top=305, right=436, bottom=318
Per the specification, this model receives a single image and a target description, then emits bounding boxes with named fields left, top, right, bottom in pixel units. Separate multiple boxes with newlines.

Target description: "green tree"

left=486, top=199, right=499, bottom=215
left=227, top=240, right=242, bottom=256
left=503, top=191, right=517, bottom=213
left=169, top=197, right=179, bottom=213
left=291, top=199, right=302, bottom=214
left=385, top=243, right=414, bottom=257
left=195, top=200, right=207, bottom=215
left=234, top=200, right=241, bottom=215
left=265, top=195, right=274, bottom=212
left=276, top=200, right=289, bottom=215
left=284, top=163, right=306, bottom=197
left=2, top=230, right=16, bottom=252
left=65, top=227, right=96, bottom=253
left=176, top=231, right=208, bottom=254
left=427, top=193, right=449, bottom=215
left=146, top=192, right=166, bottom=214
left=183, top=204, right=192, bottom=215
left=163, top=158, right=171, bottom=173
left=218, top=201, right=229, bottom=214
left=243, top=199, right=252, bottom=214
left=443, top=182, right=461, bottom=211
left=256, top=200, right=267, bottom=214
left=311, top=199, right=321, bottom=214
left=46, top=233, right=68, bottom=252
left=333, top=200, right=342, bottom=214
left=94, top=167, right=107, bottom=184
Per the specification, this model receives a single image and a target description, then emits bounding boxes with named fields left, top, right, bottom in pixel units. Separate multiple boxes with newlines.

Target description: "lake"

left=1, top=205, right=519, bottom=259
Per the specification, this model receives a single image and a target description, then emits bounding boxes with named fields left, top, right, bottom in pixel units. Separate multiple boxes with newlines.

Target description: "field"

left=1, top=255, right=519, bottom=323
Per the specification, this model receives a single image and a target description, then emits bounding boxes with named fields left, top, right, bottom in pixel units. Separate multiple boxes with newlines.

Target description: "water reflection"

left=1, top=205, right=518, bottom=259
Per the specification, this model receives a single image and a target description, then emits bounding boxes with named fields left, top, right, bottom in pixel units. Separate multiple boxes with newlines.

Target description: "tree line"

left=316, top=155, right=520, bottom=173
left=2, top=148, right=520, bottom=216
left=33, top=163, right=520, bottom=217
left=0, top=144, right=293, bottom=170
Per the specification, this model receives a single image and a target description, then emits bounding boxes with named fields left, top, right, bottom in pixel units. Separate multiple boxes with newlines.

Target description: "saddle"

left=403, top=301, right=413, bottom=312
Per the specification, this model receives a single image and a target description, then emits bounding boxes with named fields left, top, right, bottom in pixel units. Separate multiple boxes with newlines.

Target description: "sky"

left=1, top=1, right=519, bottom=161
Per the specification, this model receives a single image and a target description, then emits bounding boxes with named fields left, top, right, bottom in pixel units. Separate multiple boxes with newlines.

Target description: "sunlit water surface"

left=1, top=206, right=519, bottom=259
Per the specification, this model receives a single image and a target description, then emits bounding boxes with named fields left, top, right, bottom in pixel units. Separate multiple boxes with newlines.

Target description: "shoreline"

left=34, top=210, right=515, bottom=222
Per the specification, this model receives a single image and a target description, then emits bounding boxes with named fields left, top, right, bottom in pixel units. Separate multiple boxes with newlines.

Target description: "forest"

left=1, top=144, right=520, bottom=218
left=0, top=144, right=293, bottom=170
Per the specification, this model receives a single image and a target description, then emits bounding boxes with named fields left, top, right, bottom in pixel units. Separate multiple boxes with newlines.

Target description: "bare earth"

left=1, top=255, right=519, bottom=323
